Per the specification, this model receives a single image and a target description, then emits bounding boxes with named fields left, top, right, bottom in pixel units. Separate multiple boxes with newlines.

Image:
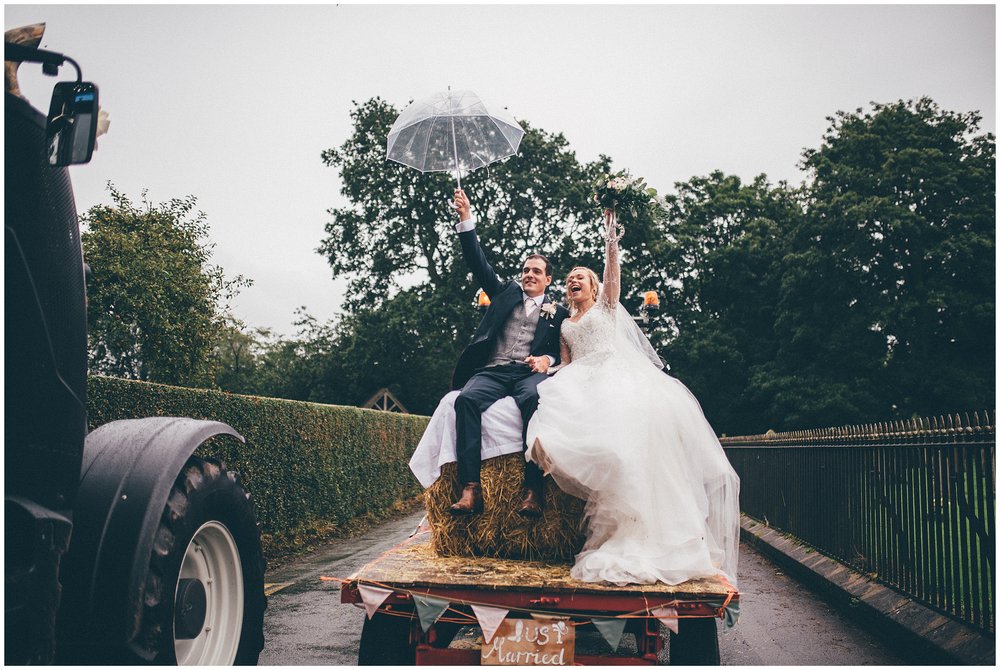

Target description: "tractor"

left=5, top=31, right=266, bottom=665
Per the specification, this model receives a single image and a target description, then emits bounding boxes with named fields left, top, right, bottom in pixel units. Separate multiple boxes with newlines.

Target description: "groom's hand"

left=525, top=355, right=550, bottom=373
left=453, top=189, right=472, bottom=222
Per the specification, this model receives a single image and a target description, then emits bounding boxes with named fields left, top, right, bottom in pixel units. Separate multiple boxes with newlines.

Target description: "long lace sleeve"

left=547, top=337, right=572, bottom=374
left=560, top=337, right=571, bottom=366
left=601, top=209, right=623, bottom=307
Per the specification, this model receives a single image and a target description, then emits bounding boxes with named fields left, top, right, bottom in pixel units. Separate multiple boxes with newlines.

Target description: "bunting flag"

left=592, top=617, right=628, bottom=651
left=471, top=604, right=509, bottom=644
left=703, top=597, right=740, bottom=629
left=650, top=605, right=679, bottom=634
left=413, top=594, right=451, bottom=632
left=723, top=600, right=741, bottom=629
left=357, top=584, right=393, bottom=620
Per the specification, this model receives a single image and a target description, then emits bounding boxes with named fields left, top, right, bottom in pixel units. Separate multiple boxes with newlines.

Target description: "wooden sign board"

left=481, top=618, right=575, bottom=666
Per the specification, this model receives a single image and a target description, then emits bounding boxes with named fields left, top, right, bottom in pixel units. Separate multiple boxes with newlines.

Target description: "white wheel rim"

left=174, top=520, right=244, bottom=665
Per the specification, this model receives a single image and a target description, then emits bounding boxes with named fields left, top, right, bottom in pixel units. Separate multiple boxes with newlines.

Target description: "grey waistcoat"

left=485, top=300, right=541, bottom=368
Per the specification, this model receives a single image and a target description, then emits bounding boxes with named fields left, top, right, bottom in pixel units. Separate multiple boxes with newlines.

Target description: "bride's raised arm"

left=601, top=209, right=622, bottom=307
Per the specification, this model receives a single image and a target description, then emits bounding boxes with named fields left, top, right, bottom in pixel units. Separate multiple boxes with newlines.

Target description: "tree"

left=798, top=98, right=995, bottom=418
left=214, top=321, right=274, bottom=395
left=323, top=284, right=480, bottom=415
left=651, top=172, right=804, bottom=433
left=82, top=185, right=249, bottom=387
left=223, top=308, right=343, bottom=403
left=318, top=97, right=613, bottom=310
left=656, top=99, right=995, bottom=432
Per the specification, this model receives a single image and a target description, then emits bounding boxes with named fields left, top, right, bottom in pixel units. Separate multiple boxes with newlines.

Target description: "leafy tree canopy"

left=83, top=185, right=250, bottom=387
left=318, top=97, right=618, bottom=312
left=796, top=98, right=995, bottom=419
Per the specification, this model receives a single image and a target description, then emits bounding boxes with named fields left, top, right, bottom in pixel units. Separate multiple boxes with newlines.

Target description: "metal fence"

left=721, top=412, right=995, bottom=634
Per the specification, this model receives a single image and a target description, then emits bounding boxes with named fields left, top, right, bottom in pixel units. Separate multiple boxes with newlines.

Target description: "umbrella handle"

left=450, top=116, right=462, bottom=190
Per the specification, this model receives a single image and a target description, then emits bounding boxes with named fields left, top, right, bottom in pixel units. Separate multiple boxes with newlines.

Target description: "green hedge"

left=87, top=376, right=427, bottom=557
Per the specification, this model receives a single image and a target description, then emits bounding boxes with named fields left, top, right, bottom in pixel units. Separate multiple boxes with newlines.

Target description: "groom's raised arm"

left=453, top=189, right=503, bottom=297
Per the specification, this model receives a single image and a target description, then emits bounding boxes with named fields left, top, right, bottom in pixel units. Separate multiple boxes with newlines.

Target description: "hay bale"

left=425, top=454, right=586, bottom=561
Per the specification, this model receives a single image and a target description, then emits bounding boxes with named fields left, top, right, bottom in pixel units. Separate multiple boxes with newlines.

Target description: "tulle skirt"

left=526, top=352, right=740, bottom=587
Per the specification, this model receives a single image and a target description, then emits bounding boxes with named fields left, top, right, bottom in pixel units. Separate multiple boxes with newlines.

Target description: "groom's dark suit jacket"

left=452, top=228, right=569, bottom=390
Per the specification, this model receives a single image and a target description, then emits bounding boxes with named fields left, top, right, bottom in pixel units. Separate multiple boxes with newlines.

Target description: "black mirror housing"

left=46, top=81, right=98, bottom=166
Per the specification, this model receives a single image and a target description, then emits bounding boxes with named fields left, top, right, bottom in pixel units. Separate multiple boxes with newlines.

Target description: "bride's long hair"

left=564, top=266, right=600, bottom=316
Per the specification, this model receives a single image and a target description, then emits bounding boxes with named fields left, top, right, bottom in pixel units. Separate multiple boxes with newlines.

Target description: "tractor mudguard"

left=57, top=417, right=244, bottom=646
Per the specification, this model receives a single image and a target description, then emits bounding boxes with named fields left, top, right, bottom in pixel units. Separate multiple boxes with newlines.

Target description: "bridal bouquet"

left=592, top=170, right=660, bottom=220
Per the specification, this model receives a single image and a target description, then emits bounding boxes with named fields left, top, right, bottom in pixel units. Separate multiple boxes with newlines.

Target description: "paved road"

left=720, top=541, right=905, bottom=665
left=260, top=509, right=907, bottom=665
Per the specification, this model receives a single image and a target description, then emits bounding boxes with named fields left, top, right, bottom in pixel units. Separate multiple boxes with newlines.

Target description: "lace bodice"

left=561, top=302, right=616, bottom=364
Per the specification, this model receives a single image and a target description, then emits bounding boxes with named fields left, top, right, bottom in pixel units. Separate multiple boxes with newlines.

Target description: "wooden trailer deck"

left=342, top=530, right=738, bottom=615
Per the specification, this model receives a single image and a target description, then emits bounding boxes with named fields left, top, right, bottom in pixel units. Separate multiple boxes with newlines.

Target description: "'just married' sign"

left=481, top=618, right=575, bottom=666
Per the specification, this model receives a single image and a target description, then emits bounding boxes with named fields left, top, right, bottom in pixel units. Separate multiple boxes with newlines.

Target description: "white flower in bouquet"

left=592, top=169, right=662, bottom=222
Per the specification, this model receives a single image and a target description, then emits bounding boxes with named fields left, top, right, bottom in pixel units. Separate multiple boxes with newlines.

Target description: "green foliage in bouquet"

left=592, top=170, right=661, bottom=221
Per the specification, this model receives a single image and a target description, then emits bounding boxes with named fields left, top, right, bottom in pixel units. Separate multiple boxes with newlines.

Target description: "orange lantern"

left=642, top=290, right=660, bottom=310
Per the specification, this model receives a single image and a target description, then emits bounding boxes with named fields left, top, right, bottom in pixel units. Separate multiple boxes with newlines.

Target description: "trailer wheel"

left=134, top=456, right=266, bottom=665
left=669, top=617, right=720, bottom=665
left=358, top=612, right=415, bottom=665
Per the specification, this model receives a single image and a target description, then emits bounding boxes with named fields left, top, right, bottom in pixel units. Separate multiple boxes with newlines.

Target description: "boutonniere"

left=540, top=303, right=557, bottom=320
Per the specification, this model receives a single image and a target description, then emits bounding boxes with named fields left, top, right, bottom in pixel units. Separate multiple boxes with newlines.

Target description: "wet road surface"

left=260, top=509, right=908, bottom=665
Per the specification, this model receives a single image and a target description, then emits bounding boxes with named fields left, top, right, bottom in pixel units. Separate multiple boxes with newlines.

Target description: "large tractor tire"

left=136, top=455, right=267, bottom=665
left=58, top=455, right=266, bottom=665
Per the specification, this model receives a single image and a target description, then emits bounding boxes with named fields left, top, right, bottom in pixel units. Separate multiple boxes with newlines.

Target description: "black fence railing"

left=721, top=412, right=995, bottom=634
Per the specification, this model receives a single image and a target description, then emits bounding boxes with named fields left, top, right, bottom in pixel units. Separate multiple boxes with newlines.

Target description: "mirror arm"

left=4, top=42, right=82, bottom=81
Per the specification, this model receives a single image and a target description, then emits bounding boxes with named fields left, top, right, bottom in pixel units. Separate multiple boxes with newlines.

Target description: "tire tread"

left=128, top=456, right=267, bottom=665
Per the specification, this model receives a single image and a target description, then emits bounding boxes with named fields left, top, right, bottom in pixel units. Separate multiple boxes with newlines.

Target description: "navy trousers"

left=454, top=363, right=546, bottom=488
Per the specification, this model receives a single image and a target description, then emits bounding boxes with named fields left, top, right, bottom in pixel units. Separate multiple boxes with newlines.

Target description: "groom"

left=448, top=189, right=568, bottom=518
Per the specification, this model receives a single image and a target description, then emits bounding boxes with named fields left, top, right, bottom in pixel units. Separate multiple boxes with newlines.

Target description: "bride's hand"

left=524, top=355, right=550, bottom=374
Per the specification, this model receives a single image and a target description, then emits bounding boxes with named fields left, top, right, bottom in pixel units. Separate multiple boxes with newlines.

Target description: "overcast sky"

left=6, top=3, right=995, bottom=337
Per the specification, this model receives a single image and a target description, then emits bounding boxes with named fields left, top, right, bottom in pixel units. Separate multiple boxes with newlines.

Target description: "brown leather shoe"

left=517, top=487, right=543, bottom=518
left=449, top=482, right=483, bottom=515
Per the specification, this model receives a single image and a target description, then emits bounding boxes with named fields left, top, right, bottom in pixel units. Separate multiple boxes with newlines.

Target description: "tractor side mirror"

left=46, top=81, right=98, bottom=166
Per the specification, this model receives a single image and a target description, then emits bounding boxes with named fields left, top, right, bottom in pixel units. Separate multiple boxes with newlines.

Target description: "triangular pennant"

left=723, top=600, right=741, bottom=629
left=357, top=584, right=393, bottom=620
left=471, top=604, right=509, bottom=644
left=650, top=605, right=679, bottom=634
left=592, top=617, right=627, bottom=650
left=413, top=594, right=450, bottom=632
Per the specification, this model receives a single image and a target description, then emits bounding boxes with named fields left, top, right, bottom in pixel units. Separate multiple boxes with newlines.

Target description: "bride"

left=525, top=210, right=740, bottom=587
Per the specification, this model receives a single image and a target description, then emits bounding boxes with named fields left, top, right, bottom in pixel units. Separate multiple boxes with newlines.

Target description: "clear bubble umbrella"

left=386, top=89, right=525, bottom=189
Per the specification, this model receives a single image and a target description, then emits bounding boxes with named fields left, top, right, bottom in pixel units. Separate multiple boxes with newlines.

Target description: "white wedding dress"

left=408, top=214, right=739, bottom=588
left=526, top=218, right=740, bottom=588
